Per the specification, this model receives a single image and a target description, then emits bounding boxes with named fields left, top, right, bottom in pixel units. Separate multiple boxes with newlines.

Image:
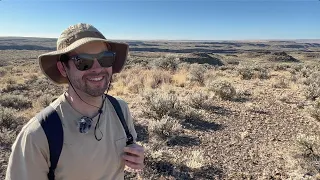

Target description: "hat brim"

left=38, top=37, right=128, bottom=84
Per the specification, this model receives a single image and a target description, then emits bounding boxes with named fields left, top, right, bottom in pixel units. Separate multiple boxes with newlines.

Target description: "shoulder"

left=19, top=116, right=44, bottom=138
left=16, top=97, right=64, bottom=145
left=115, top=96, right=129, bottom=109
left=12, top=114, right=48, bottom=154
left=106, top=95, right=129, bottom=110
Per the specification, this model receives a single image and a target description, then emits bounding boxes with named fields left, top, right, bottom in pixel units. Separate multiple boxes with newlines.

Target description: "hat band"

left=58, top=31, right=106, bottom=50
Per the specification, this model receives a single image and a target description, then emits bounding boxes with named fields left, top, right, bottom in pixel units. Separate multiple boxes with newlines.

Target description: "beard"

left=68, top=71, right=111, bottom=97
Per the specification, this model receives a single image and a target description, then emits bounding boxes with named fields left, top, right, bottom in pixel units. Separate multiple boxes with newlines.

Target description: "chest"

left=55, top=114, right=127, bottom=180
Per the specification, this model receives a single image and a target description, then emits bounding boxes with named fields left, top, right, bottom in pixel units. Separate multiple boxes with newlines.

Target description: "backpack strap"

left=36, top=106, right=63, bottom=180
left=106, top=95, right=134, bottom=145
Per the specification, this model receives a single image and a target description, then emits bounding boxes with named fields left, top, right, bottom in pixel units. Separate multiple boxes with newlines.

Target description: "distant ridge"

left=0, top=36, right=320, bottom=43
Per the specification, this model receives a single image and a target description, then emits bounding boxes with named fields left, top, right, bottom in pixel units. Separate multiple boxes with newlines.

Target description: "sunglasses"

left=69, top=51, right=116, bottom=71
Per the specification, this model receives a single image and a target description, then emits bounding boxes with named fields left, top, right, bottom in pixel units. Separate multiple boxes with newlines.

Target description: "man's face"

left=64, top=41, right=112, bottom=97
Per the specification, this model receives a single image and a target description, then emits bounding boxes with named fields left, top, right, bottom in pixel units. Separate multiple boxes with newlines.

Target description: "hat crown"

left=57, top=23, right=105, bottom=50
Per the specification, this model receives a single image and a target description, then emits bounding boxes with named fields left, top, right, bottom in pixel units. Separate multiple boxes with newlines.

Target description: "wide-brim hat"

left=38, top=23, right=129, bottom=84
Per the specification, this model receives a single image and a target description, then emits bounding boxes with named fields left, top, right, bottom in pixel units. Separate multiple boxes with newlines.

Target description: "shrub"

left=6, top=78, right=16, bottom=85
left=0, top=94, right=32, bottom=110
left=255, top=67, right=270, bottom=79
left=273, top=64, right=291, bottom=71
left=25, top=74, right=39, bottom=84
left=225, top=59, right=240, bottom=65
left=238, top=67, right=254, bottom=80
left=150, top=55, right=179, bottom=71
left=0, top=106, right=19, bottom=132
left=148, top=115, right=182, bottom=139
left=304, top=73, right=320, bottom=100
left=187, top=64, right=206, bottom=86
left=296, top=134, right=320, bottom=157
left=144, top=70, right=172, bottom=89
left=0, top=67, right=6, bottom=77
left=187, top=91, right=209, bottom=109
left=142, top=90, right=180, bottom=119
left=207, top=80, right=236, bottom=100
left=306, top=83, right=320, bottom=101
left=2, top=83, right=29, bottom=93
left=301, top=67, right=313, bottom=78
left=272, top=77, right=289, bottom=89
left=127, top=79, right=144, bottom=94
left=310, top=99, right=320, bottom=121
left=303, top=72, right=320, bottom=86
left=38, top=94, right=55, bottom=108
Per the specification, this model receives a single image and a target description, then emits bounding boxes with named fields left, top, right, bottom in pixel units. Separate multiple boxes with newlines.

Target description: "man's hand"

left=122, top=143, right=145, bottom=170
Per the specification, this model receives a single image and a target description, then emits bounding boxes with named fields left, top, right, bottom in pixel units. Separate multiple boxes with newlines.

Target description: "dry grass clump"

left=207, top=80, right=236, bottom=100
left=111, top=68, right=172, bottom=95
left=172, top=69, right=188, bottom=87
left=144, top=70, right=172, bottom=89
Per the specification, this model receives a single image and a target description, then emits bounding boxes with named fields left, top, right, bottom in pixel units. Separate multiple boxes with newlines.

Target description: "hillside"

left=1, top=37, right=320, bottom=179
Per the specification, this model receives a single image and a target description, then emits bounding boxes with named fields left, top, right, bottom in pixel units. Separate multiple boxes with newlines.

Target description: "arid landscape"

left=1, top=37, right=320, bottom=179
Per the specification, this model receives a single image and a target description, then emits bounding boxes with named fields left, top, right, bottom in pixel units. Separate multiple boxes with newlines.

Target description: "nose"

left=90, top=58, right=103, bottom=70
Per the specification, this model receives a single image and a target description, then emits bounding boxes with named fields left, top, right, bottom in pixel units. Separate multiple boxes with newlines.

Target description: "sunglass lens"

left=74, top=57, right=94, bottom=71
left=99, top=56, right=115, bottom=68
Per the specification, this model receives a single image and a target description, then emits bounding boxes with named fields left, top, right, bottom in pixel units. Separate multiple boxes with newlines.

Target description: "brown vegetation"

left=1, top=38, right=320, bottom=179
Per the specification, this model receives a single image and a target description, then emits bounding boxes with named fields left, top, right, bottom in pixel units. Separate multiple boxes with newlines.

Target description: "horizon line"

left=1, top=35, right=320, bottom=42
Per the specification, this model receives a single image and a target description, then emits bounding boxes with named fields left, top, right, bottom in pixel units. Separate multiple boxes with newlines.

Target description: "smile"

left=87, top=76, right=104, bottom=81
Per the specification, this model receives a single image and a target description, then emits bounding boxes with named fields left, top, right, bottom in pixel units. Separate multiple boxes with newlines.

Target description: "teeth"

left=88, top=77, right=103, bottom=81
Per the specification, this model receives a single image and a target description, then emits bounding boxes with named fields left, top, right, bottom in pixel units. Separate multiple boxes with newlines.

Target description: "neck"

left=65, top=87, right=103, bottom=117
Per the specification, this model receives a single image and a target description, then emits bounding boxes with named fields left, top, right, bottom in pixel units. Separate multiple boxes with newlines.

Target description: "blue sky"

left=0, top=0, right=319, bottom=40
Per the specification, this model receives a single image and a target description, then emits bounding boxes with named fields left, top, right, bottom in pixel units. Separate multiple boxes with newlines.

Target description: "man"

left=5, top=23, right=144, bottom=180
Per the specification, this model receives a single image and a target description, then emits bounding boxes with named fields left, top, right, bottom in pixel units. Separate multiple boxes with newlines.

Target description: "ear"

left=57, top=61, right=67, bottom=77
